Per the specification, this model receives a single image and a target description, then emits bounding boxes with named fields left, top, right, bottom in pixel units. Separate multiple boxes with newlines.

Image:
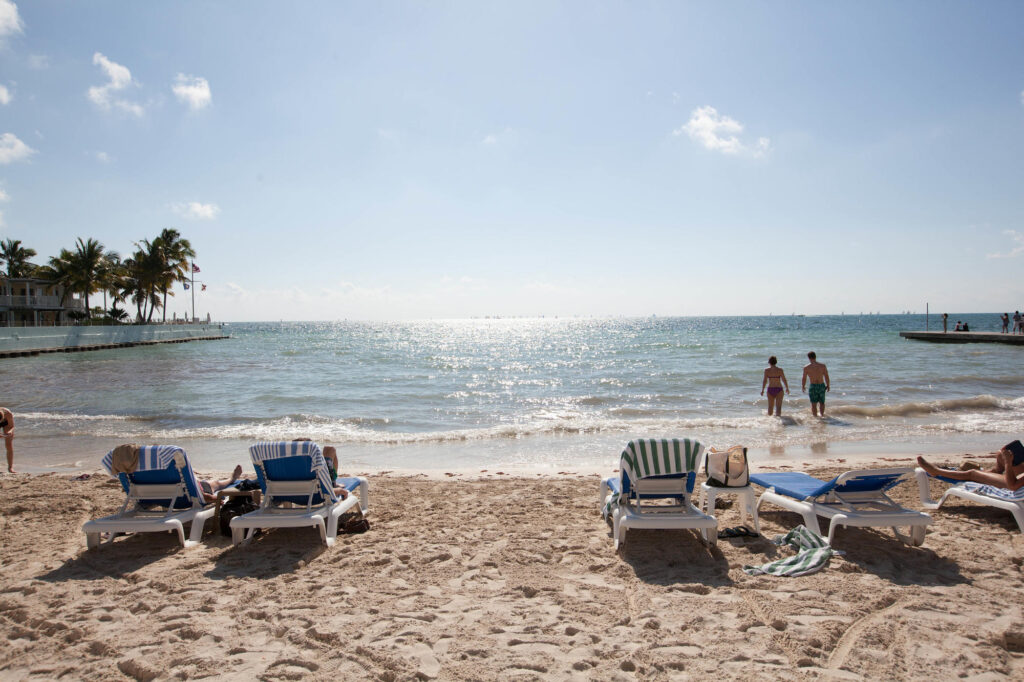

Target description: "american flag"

left=192, top=264, right=201, bottom=273
left=201, top=284, right=207, bottom=291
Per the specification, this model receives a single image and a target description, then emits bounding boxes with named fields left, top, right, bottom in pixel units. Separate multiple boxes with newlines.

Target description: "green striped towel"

left=605, top=439, right=704, bottom=517
left=743, top=525, right=841, bottom=577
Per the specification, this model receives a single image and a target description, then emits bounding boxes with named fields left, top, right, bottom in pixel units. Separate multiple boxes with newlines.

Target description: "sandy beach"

left=1, top=457, right=1023, bottom=681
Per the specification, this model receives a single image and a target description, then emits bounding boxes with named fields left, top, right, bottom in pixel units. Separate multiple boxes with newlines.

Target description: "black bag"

left=219, top=498, right=258, bottom=537
left=343, top=517, right=371, bottom=534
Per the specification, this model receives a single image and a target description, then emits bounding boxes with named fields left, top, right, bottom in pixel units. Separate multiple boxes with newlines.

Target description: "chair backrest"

left=832, top=468, right=911, bottom=494
left=248, top=441, right=337, bottom=507
left=619, top=438, right=704, bottom=501
left=100, top=445, right=205, bottom=510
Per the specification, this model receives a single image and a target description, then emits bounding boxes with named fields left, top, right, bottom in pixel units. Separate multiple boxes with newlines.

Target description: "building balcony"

left=0, top=294, right=86, bottom=310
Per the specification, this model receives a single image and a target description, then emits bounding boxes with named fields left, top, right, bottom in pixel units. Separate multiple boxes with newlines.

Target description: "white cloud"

left=0, top=132, right=35, bottom=164
left=674, top=105, right=771, bottom=158
left=987, top=229, right=1024, bottom=259
left=172, top=201, right=220, bottom=220
left=481, top=127, right=515, bottom=147
left=1020, top=89, right=1024, bottom=107
left=96, top=151, right=110, bottom=163
left=0, top=0, right=23, bottom=43
left=0, top=188, right=8, bottom=201
left=0, top=84, right=10, bottom=106
left=172, top=73, right=211, bottom=110
left=87, top=52, right=144, bottom=117
left=28, top=54, right=48, bottom=70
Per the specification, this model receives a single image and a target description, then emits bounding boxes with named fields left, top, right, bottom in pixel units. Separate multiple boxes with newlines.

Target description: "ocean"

left=5, top=314, right=1024, bottom=474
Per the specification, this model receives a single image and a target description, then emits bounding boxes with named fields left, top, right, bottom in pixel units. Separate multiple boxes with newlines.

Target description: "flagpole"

left=191, top=260, right=195, bottom=323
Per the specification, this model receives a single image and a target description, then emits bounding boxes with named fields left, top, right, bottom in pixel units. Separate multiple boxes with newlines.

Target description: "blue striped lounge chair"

left=82, top=445, right=216, bottom=549
left=914, top=468, right=1024, bottom=532
left=229, top=441, right=369, bottom=547
left=750, top=468, right=932, bottom=546
left=599, top=438, right=718, bottom=550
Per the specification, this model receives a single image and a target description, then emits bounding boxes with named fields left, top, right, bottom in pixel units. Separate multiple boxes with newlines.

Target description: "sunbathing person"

left=197, top=464, right=246, bottom=503
left=918, top=441, right=1024, bottom=491
left=293, top=438, right=349, bottom=499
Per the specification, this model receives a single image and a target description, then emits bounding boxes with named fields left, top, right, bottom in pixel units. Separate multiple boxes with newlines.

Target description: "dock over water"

left=899, top=331, right=1024, bottom=345
left=0, top=323, right=229, bottom=358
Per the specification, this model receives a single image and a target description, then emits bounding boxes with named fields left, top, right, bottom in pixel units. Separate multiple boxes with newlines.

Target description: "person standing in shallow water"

left=0, top=406, right=14, bottom=472
left=761, top=356, right=789, bottom=416
left=802, top=352, right=831, bottom=418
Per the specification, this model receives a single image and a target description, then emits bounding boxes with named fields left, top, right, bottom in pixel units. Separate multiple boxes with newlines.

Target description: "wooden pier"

left=899, top=331, right=1024, bottom=345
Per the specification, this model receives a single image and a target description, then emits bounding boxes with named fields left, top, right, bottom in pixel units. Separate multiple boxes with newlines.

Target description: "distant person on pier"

left=962, top=322, right=970, bottom=332
left=801, top=352, right=831, bottom=418
left=760, top=356, right=790, bottom=417
left=1014, top=311, right=1021, bottom=334
left=1002, top=313, right=1010, bottom=333
left=0, top=407, right=13, bottom=473
left=917, top=440, right=1024, bottom=492
left=954, top=321, right=962, bottom=331
left=942, top=312, right=948, bottom=333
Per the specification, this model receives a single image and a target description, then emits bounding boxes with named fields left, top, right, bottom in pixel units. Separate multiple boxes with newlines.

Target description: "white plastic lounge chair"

left=914, top=468, right=1024, bottom=532
left=82, top=445, right=216, bottom=549
left=750, top=469, right=931, bottom=546
left=230, top=441, right=369, bottom=546
left=599, top=438, right=717, bottom=549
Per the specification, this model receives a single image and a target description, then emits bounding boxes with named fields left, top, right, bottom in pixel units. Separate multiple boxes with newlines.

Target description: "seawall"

left=0, top=324, right=229, bottom=357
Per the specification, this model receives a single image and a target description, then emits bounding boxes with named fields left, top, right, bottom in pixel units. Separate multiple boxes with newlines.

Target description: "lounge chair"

left=599, top=438, right=717, bottom=549
left=914, top=468, right=1024, bottom=531
left=750, top=468, right=931, bottom=546
left=82, top=445, right=216, bottom=549
left=229, top=441, right=369, bottom=546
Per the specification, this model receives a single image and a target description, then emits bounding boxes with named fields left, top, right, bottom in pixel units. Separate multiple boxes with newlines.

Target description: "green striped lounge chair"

left=599, top=439, right=718, bottom=550
left=914, top=468, right=1024, bottom=532
left=750, top=469, right=932, bottom=546
left=230, top=441, right=369, bottom=547
left=83, top=445, right=217, bottom=549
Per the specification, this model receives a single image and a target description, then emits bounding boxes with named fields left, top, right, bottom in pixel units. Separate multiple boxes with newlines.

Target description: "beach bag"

left=705, top=446, right=749, bottom=487
left=219, top=497, right=258, bottom=537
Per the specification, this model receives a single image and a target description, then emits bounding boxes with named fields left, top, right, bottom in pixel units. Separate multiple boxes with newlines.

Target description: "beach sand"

left=2, top=459, right=1023, bottom=680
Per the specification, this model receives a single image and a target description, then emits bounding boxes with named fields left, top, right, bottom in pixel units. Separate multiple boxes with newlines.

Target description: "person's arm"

left=1003, top=451, right=1024, bottom=490
left=781, top=371, right=790, bottom=394
left=801, top=367, right=808, bottom=391
left=2, top=409, right=13, bottom=438
left=824, top=367, right=831, bottom=391
left=761, top=371, right=768, bottom=395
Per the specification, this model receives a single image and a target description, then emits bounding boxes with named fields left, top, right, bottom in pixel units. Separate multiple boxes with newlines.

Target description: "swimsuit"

left=808, top=383, right=826, bottom=404
left=766, top=386, right=783, bottom=397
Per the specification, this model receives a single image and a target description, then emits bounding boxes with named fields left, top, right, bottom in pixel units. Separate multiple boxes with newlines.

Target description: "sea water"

left=5, top=314, right=1024, bottom=473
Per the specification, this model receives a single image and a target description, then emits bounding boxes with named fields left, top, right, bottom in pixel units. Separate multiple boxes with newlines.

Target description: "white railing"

left=0, top=294, right=85, bottom=310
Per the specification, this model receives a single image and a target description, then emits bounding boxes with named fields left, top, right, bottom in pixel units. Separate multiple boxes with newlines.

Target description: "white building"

left=0, top=277, right=87, bottom=326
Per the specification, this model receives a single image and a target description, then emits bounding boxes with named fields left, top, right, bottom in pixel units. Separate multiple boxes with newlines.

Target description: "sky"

left=1, top=1, right=1024, bottom=321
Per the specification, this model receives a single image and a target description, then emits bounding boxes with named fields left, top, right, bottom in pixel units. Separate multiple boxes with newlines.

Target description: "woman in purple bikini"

left=760, top=356, right=790, bottom=416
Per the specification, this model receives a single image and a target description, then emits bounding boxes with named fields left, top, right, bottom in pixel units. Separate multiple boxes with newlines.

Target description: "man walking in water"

left=801, top=352, right=830, bottom=417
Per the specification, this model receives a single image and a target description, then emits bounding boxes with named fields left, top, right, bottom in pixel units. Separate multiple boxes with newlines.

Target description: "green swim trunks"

left=808, top=383, right=827, bottom=404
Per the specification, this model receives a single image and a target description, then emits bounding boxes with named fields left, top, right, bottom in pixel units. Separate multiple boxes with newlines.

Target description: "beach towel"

left=248, top=441, right=339, bottom=504
left=743, top=525, right=840, bottom=577
left=606, top=438, right=703, bottom=517
left=960, top=482, right=1024, bottom=501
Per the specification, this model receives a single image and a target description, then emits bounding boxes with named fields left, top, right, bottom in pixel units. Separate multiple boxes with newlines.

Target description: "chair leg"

left=86, top=532, right=100, bottom=549
left=1011, top=506, right=1024, bottom=533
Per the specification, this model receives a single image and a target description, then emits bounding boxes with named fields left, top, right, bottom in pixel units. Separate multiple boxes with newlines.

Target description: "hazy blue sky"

left=2, top=1, right=1023, bottom=320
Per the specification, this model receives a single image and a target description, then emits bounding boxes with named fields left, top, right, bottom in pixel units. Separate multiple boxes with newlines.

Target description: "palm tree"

left=96, top=251, right=122, bottom=315
left=122, top=241, right=164, bottom=322
left=0, top=239, right=38, bottom=278
left=62, top=238, right=107, bottom=321
left=153, top=228, right=195, bottom=323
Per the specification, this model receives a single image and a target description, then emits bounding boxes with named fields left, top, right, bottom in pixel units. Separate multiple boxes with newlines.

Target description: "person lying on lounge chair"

left=197, top=464, right=248, bottom=503
left=918, top=440, right=1024, bottom=491
left=293, top=438, right=349, bottom=499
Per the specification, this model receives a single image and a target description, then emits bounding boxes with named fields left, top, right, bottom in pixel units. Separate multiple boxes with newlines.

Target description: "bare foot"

left=232, top=464, right=243, bottom=480
left=917, top=456, right=940, bottom=475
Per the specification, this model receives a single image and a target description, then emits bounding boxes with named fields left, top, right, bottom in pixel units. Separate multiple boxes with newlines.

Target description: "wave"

left=828, top=395, right=1018, bottom=418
